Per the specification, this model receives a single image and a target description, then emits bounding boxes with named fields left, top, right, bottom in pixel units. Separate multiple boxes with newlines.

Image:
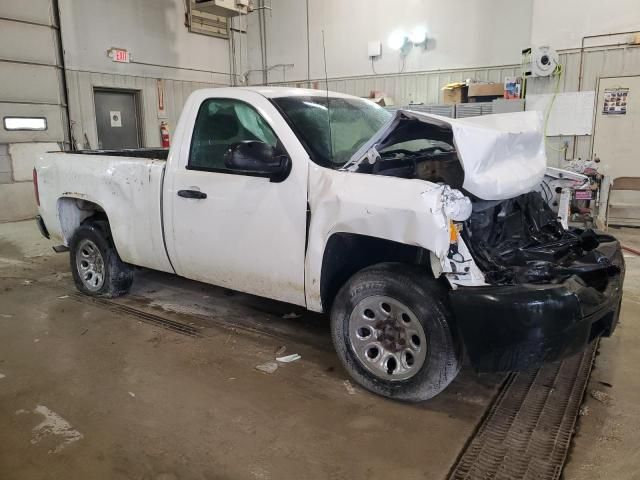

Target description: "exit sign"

left=108, top=48, right=130, bottom=63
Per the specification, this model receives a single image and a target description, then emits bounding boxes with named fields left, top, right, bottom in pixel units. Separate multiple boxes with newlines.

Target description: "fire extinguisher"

left=160, top=121, right=170, bottom=148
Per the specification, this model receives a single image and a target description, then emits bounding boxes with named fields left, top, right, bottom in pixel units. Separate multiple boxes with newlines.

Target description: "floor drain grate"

left=448, top=342, right=597, bottom=480
left=69, top=292, right=203, bottom=337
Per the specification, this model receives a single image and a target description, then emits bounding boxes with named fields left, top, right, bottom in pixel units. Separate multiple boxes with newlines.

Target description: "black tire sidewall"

left=331, top=263, right=460, bottom=402
left=69, top=222, right=132, bottom=297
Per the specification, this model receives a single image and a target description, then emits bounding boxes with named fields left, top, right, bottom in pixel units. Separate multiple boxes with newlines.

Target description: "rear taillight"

left=33, top=168, right=40, bottom=206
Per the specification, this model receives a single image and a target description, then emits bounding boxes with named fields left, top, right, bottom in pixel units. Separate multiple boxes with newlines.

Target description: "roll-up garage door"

left=0, top=0, right=67, bottom=145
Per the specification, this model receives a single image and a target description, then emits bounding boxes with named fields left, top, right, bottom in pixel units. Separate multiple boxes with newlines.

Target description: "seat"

left=605, top=177, right=640, bottom=228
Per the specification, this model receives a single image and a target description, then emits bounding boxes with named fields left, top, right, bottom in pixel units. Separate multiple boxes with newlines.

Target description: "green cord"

left=543, top=64, right=568, bottom=153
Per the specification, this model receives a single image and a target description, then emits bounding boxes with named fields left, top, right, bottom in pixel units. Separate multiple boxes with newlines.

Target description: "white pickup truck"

left=34, top=87, right=624, bottom=401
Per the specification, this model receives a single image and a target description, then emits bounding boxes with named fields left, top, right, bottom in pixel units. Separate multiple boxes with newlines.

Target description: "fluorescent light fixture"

left=3, top=116, right=47, bottom=131
left=388, top=30, right=407, bottom=51
left=410, top=26, right=428, bottom=44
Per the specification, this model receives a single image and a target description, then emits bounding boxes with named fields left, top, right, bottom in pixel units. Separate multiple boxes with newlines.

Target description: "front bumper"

left=450, top=239, right=625, bottom=372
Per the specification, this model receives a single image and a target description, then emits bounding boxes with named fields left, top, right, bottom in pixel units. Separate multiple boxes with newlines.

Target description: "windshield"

left=273, top=95, right=391, bottom=168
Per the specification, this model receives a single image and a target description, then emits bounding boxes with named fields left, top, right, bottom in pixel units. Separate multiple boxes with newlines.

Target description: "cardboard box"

left=443, top=86, right=468, bottom=104
left=468, top=83, right=504, bottom=98
left=368, top=90, right=394, bottom=107
left=371, top=97, right=395, bottom=107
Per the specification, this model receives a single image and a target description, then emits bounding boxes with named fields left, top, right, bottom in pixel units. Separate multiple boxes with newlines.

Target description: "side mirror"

left=224, top=140, right=290, bottom=182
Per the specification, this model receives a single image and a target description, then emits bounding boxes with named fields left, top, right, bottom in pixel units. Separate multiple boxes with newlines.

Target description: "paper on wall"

left=525, top=91, right=595, bottom=136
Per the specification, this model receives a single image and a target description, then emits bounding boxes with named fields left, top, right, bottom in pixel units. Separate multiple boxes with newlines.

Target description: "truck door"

left=164, top=90, right=309, bottom=306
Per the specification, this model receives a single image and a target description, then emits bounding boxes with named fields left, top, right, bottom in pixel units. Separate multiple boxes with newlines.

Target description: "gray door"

left=593, top=76, right=640, bottom=226
left=593, top=76, right=640, bottom=179
left=94, top=89, right=141, bottom=149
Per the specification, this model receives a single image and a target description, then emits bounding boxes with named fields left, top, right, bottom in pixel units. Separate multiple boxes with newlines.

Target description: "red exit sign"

left=108, top=48, right=130, bottom=63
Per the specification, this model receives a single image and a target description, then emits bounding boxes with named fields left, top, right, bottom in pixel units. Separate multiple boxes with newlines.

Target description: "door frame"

left=590, top=74, right=640, bottom=161
left=591, top=74, right=640, bottom=227
left=163, top=88, right=311, bottom=306
left=92, top=87, right=145, bottom=149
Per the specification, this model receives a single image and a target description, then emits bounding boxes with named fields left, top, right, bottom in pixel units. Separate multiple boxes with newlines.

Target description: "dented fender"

left=304, top=165, right=477, bottom=311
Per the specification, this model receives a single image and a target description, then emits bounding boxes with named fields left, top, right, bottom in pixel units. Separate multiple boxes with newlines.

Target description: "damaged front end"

left=451, top=190, right=625, bottom=372
left=345, top=108, right=625, bottom=373
left=463, top=191, right=617, bottom=287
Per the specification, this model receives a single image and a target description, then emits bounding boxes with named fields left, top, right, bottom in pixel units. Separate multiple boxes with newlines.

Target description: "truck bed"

left=73, top=148, right=169, bottom=160
left=35, top=152, right=173, bottom=274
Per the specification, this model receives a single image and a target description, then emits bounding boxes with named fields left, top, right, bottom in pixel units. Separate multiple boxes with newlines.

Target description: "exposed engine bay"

left=347, top=109, right=547, bottom=201
left=353, top=118, right=465, bottom=189
left=347, top=110, right=622, bottom=289
left=462, top=191, right=620, bottom=287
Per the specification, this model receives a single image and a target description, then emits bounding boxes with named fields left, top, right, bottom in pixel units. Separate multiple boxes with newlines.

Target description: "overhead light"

left=410, top=26, right=428, bottom=45
left=388, top=30, right=407, bottom=51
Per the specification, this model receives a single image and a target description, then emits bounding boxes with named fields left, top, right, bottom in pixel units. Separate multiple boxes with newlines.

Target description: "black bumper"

left=35, top=215, right=50, bottom=239
left=450, top=240, right=625, bottom=372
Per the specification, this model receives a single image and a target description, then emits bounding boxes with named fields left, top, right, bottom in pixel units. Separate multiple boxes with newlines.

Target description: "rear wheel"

left=69, top=221, right=133, bottom=298
left=330, top=263, right=461, bottom=401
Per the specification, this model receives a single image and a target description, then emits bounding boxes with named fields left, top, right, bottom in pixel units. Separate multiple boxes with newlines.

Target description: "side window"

left=188, top=98, right=279, bottom=171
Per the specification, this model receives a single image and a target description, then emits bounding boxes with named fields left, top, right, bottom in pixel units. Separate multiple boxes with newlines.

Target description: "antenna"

left=322, top=30, right=334, bottom=163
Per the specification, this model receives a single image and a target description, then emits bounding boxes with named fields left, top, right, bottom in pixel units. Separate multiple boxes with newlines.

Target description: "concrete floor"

left=563, top=227, right=640, bottom=480
left=0, top=220, right=638, bottom=479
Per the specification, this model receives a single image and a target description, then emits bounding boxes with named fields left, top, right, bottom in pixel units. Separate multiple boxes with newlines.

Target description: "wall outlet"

left=368, top=41, right=382, bottom=58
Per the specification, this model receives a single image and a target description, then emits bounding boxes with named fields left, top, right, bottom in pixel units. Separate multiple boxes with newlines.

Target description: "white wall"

left=247, top=0, right=533, bottom=84
left=531, top=0, right=640, bottom=50
left=59, top=0, right=231, bottom=84
left=57, top=0, right=235, bottom=150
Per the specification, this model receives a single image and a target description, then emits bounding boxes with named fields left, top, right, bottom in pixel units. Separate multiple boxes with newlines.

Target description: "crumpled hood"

left=346, top=109, right=547, bottom=201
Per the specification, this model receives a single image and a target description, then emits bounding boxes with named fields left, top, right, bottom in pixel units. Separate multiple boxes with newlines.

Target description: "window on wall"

left=3, top=117, right=48, bottom=131
left=187, top=3, right=229, bottom=39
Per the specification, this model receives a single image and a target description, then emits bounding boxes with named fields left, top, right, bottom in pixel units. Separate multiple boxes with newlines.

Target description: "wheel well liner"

left=57, top=197, right=108, bottom=245
left=320, top=232, right=429, bottom=311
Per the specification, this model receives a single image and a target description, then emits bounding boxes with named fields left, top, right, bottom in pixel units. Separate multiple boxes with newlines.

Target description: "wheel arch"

left=319, top=232, right=432, bottom=312
left=57, top=197, right=110, bottom=246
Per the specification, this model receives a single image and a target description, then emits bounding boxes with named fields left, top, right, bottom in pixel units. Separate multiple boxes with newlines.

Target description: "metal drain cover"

left=449, top=342, right=597, bottom=480
left=69, top=292, right=204, bottom=337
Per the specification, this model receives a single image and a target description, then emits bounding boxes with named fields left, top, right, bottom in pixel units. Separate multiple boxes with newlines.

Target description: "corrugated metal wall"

left=527, top=45, right=640, bottom=165
left=66, top=71, right=221, bottom=149
left=277, top=64, right=521, bottom=106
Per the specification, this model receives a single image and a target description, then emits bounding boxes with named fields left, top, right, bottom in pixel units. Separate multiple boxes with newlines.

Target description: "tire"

left=69, top=220, right=133, bottom=298
left=330, top=262, right=461, bottom=402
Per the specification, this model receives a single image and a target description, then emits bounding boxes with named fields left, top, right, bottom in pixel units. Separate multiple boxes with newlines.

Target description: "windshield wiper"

left=382, top=145, right=455, bottom=159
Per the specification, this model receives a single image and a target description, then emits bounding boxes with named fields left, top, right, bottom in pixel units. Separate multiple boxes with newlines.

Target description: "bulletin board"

left=525, top=91, right=596, bottom=136
left=602, top=87, right=629, bottom=115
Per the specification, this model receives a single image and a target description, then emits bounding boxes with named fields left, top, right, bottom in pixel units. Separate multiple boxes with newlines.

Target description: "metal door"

left=163, top=89, right=309, bottom=307
left=94, top=89, right=141, bottom=149
left=593, top=76, right=640, bottom=225
left=593, top=76, right=640, bottom=179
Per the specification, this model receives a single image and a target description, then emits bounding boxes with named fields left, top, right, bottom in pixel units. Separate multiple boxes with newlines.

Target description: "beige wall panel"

left=0, top=103, right=64, bottom=143
left=0, top=63, right=61, bottom=104
left=0, top=182, right=38, bottom=222
left=0, top=20, right=58, bottom=65
left=0, top=0, right=54, bottom=26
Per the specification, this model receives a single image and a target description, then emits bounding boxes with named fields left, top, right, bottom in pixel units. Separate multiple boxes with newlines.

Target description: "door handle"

left=177, top=189, right=207, bottom=199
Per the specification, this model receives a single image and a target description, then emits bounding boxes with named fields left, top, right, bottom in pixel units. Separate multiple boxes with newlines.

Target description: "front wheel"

left=330, top=263, right=461, bottom=402
left=69, top=221, right=133, bottom=298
